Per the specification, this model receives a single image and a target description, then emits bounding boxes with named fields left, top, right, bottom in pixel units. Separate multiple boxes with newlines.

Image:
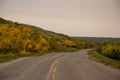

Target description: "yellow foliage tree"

left=39, top=36, right=50, bottom=48
left=102, top=44, right=113, bottom=56
left=63, top=40, right=76, bottom=47
left=41, top=47, right=48, bottom=52
left=20, top=49, right=28, bottom=54
left=35, top=44, right=42, bottom=51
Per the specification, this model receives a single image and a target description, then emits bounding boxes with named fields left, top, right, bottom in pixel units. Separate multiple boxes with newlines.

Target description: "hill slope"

left=0, top=18, right=69, bottom=39
left=0, top=17, right=77, bottom=54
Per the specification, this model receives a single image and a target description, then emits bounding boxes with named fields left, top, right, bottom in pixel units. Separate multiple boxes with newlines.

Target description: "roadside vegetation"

left=97, top=41, right=120, bottom=60
left=88, top=50, right=120, bottom=69
left=88, top=41, right=120, bottom=69
left=0, top=18, right=97, bottom=62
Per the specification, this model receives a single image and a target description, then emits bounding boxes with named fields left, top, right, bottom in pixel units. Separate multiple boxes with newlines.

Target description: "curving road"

left=0, top=49, right=120, bottom=80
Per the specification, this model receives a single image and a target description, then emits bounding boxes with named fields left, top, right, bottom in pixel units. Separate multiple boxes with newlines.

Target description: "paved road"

left=0, top=49, right=120, bottom=80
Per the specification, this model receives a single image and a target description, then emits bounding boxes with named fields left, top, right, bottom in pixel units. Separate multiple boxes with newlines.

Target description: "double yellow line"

left=46, top=54, right=67, bottom=80
left=46, top=58, right=59, bottom=80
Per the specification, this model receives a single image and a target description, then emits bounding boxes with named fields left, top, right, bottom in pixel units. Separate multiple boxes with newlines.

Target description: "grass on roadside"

left=88, top=50, right=120, bottom=69
left=0, top=52, right=46, bottom=63
left=0, top=47, right=78, bottom=63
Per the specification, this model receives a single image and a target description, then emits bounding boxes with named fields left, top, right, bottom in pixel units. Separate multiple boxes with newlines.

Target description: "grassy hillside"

left=0, top=18, right=69, bottom=39
left=0, top=18, right=79, bottom=55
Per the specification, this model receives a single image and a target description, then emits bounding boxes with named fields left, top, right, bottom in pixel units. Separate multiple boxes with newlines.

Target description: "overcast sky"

left=0, top=0, right=120, bottom=38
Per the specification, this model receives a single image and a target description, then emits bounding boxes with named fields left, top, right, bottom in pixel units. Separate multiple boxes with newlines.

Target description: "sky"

left=0, top=0, right=120, bottom=38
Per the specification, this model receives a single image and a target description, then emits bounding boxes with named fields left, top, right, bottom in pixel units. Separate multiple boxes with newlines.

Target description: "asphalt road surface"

left=0, top=49, right=120, bottom=80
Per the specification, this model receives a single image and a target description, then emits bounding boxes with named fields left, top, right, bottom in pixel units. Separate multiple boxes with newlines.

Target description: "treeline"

left=71, top=37, right=120, bottom=43
left=97, top=41, right=120, bottom=60
left=74, top=39, right=97, bottom=49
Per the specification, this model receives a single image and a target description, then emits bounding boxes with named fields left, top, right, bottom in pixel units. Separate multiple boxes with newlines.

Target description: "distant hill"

left=71, top=37, right=120, bottom=43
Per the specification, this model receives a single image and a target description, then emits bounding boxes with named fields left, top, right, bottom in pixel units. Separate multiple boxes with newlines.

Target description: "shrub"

left=97, top=41, right=120, bottom=60
left=20, top=49, right=28, bottom=54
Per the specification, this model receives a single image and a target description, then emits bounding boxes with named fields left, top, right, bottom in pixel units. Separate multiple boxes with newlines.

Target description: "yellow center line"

left=46, top=58, right=59, bottom=80
left=46, top=55, right=67, bottom=80
left=52, top=74, right=55, bottom=80
left=53, top=67, right=56, bottom=73
left=55, top=60, right=59, bottom=64
left=52, top=67, right=56, bottom=80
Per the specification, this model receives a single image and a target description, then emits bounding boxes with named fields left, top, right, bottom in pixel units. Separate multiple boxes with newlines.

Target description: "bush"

left=97, top=41, right=120, bottom=60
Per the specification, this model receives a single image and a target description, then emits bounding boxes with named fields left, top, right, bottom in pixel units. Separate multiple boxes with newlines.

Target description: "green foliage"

left=88, top=50, right=120, bottom=69
left=74, top=39, right=97, bottom=49
left=97, top=41, right=120, bottom=60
